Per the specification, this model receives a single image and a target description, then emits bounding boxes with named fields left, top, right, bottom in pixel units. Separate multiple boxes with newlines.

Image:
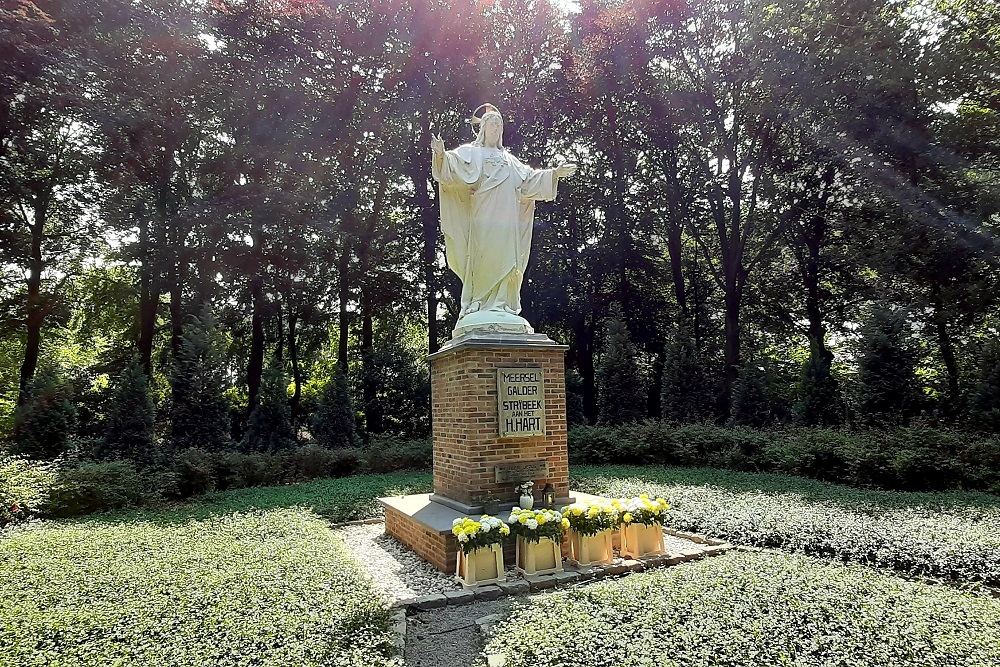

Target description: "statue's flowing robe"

left=431, top=143, right=559, bottom=316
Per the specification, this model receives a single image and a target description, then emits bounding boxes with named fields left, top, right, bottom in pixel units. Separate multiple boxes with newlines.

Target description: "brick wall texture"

left=431, top=344, right=569, bottom=506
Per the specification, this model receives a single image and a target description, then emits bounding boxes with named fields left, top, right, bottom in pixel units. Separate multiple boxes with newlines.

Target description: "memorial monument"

left=379, top=103, right=579, bottom=572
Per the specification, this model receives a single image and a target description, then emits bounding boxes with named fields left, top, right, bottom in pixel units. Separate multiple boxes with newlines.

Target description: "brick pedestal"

left=380, top=332, right=572, bottom=573
left=430, top=335, right=569, bottom=509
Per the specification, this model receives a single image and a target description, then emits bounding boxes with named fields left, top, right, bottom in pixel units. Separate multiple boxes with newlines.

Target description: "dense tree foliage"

left=1, top=0, right=999, bottom=460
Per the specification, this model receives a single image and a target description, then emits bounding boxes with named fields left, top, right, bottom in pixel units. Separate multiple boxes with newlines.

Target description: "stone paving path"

left=375, top=527, right=734, bottom=667
left=404, top=598, right=511, bottom=667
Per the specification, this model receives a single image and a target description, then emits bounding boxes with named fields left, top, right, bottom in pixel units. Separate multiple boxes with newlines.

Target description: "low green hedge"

left=0, top=438, right=433, bottom=523
left=0, top=505, right=399, bottom=666
left=481, top=550, right=1000, bottom=667
left=574, top=465, right=1000, bottom=585
left=569, top=423, right=1000, bottom=492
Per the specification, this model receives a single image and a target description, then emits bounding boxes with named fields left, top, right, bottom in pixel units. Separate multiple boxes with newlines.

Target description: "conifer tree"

left=11, top=368, right=76, bottom=459
left=795, top=345, right=844, bottom=426
left=168, top=309, right=231, bottom=451
left=596, top=316, right=645, bottom=425
left=661, top=327, right=715, bottom=423
left=312, top=372, right=357, bottom=448
left=243, top=366, right=297, bottom=452
left=728, top=364, right=772, bottom=426
left=856, top=308, right=922, bottom=426
left=565, top=369, right=587, bottom=426
left=102, top=362, right=156, bottom=462
left=970, top=339, right=1000, bottom=432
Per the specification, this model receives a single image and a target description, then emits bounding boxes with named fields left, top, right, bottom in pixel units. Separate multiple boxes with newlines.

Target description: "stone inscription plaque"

left=495, top=460, right=549, bottom=484
left=496, top=367, right=546, bottom=437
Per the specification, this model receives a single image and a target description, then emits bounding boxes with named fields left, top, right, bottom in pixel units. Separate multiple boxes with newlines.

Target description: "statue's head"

left=471, top=103, right=504, bottom=149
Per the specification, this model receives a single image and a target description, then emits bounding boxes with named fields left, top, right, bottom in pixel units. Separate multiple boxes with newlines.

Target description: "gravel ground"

left=332, top=523, right=463, bottom=601
left=663, top=532, right=702, bottom=552
left=335, top=522, right=710, bottom=604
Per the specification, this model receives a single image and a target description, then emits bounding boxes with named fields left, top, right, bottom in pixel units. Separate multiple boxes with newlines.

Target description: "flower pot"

left=455, top=543, right=505, bottom=588
left=568, top=529, right=613, bottom=566
left=515, top=536, right=563, bottom=576
left=518, top=494, right=534, bottom=510
left=620, top=522, right=665, bottom=558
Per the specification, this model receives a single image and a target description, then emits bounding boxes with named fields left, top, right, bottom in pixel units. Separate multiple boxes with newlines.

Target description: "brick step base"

left=379, top=492, right=608, bottom=573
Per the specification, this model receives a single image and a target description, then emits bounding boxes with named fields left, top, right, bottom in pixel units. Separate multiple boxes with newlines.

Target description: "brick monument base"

left=379, top=331, right=575, bottom=574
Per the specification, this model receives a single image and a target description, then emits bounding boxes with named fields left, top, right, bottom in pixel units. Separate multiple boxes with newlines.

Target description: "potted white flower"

left=508, top=507, right=566, bottom=575
left=516, top=481, right=535, bottom=509
left=563, top=501, right=617, bottom=566
left=452, top=515, right=510, bottom=588
left=618, top=494, right=670, bottom=558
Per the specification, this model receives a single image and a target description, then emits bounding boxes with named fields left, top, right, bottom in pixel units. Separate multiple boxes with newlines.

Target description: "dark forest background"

left=2, top=0, right=999, bottom=472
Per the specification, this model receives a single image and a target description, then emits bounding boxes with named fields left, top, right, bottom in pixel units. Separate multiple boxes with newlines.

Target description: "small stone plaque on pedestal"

left=495, top=460, right=549, bottom=483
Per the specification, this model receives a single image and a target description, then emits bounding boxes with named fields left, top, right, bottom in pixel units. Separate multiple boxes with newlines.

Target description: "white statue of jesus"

left=431, top=103, right=577, bottom=337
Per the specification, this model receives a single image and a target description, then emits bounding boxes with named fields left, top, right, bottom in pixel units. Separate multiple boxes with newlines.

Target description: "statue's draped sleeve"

left=432, top=144, right=481, bottom=282
left=509, top=154, right=559, bottom=203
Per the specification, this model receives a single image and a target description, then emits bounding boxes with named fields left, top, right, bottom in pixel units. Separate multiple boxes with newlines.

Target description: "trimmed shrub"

left=363, top=436, right=432, bottom=472
left=284, top=445, right=361, bottom=480
left=43, top=461, right=149, bottom=517
left=569, top=422, right=1000, bottom=492
left=171, top=448, right=217, bottom=498
left=215, top=451, right=285, bottom=489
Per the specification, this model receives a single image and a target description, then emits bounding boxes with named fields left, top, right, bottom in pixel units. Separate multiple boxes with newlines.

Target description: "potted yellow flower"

left=618, top=494, right=670, bottom=558
left=508, top=507, right=566, bottom=576
left=452, top=515, right=510, bottom=588
left=563, top=501, right=617, bottom=566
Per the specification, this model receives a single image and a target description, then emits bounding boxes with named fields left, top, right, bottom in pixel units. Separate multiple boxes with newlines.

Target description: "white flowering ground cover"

left=481, top=550, right=1000, bottom=667
left=574, top=465, right=1000, bottom=585
left=0, top=506, right=399, bottom=667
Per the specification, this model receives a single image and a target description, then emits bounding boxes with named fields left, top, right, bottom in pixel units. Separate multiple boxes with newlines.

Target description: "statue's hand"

left=431, top=134, right=445, bottom=156
left=554, top=162, right=578, bottom=178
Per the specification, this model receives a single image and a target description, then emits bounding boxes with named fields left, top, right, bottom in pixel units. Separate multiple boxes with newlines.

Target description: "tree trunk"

left=722, top=267, right=742, bottom=414
left=337, top=233, right=351, bottom=372
left=410, top=112, right=440, bottom=353
left=573, top=315, right=597, bottom=421
left=411, top=112, right=438, bottom=354
left=659, top=124, right=687, bottom=317
left=605, top=102, right=630, bottom=313
left=137, top=203, right=159, bottom=376
left=247, top=272, right=266, bottom=411
left=158, top=148, right=183, bottom=360
left=274, top=299, right=284, bottom=363
left=802, top=165, right=836, bottom=363
left=931, top=281, right=960, bottom=414
left=357, top=234, right=382, bottom=435
left=287, top=307, right=302, bottom=421
left=18, top=202, right=45, bottom=404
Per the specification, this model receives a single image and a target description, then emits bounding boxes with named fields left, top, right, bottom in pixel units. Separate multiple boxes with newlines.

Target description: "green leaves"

left=482, top=551, right=1000, bottom=667
left=0, top=504, right=400, bottom=666
left=575, top=464, right=1000, bottom=585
